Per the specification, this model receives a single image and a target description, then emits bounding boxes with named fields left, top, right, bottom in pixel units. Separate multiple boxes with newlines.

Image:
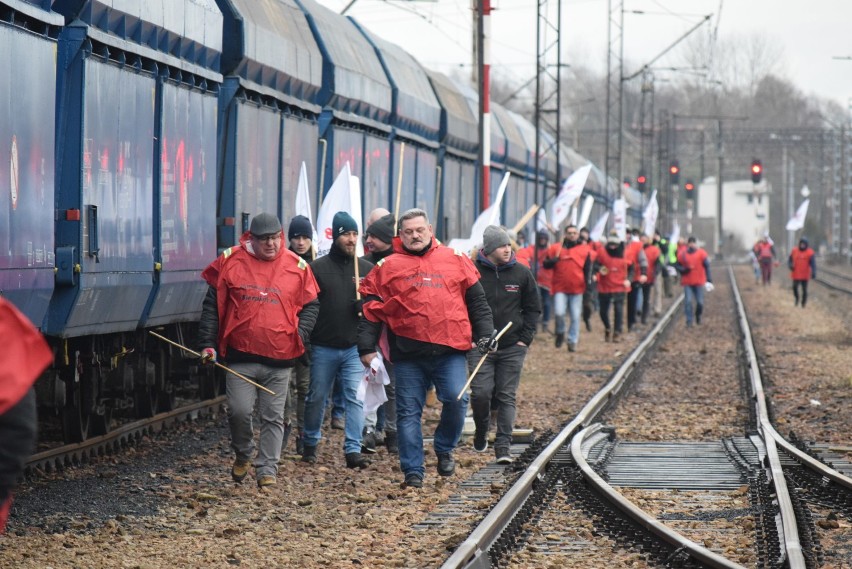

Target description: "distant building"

left=695, top=177, right=772, bottom=255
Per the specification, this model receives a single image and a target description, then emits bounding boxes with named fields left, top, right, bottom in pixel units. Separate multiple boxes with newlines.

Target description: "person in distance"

left=675, top=236, right=713, bottom=327
left=787, top=237, right=816, bottom=308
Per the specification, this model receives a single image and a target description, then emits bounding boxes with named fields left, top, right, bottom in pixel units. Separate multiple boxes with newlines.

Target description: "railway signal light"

left=684, top=179, right=695, bottom=198
left=637, top=170, right=647, bottom=192
left=751, top=159, right=763, bottom=183
left=668, top=160, right=680, bottom=185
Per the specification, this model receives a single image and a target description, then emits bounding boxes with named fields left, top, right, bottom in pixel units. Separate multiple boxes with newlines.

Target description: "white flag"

left=642, top=190, right=659, bottom=238
left=612, top=198, right=627, bottom=241
left=577, top=195, right=594, bottom=229
left=589, top=212, right=609, bottom=243
left=448, top=172, right=511, bottom=252
left=294, top=161, right=318, bottom=243
left=316, top=163, right=362, bottom=257
left=349, top=175, right=365, bottom=257
left=536, top=207, right=548, bottom=232
left=551, top=164, right=592, bottom=229
left=785, top=199, right=809, bottom=231
left=670, top=220, right=680, bottom=245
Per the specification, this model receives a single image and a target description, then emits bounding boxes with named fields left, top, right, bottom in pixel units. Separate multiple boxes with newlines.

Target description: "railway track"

left=441, top=266, right=852, bottom=569
left=26, top=397, right=226, bottom=476
left=814, top=266, right=852, bottom=296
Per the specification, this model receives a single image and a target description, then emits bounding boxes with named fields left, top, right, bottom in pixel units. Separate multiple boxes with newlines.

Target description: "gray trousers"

left=226, top=363, right=291, bottom=478
left=466, top=344, right=528, bottom=451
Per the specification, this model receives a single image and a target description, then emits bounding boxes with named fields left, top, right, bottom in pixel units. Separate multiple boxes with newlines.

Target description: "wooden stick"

left=511, top=204, right=540, bottom=235
left=393, top=142, right=406, bottom=223
left=456, top=321, right=514, bottom=400
left=148, top=331, right=275, bottom=395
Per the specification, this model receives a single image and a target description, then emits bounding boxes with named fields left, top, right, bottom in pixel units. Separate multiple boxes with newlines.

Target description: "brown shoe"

left=604, top=329, right=612, bottom=342
left=257, top=475, right=276, bottom=488
left=232, top=459, right=251, bottom=483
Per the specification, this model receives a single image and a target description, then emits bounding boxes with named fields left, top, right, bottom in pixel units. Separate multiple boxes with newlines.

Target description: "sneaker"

left=473, top=430, right=488, bottom=453
left=385, top=431, right=399, bottom=455
left=361, top=429, right=377, bottom=454
left=346, top=452, right=372, bottom=469
left=436, top=452, right=455, bottom=477
left=495, top=448, right=514, bottom=464
left=554, top=333, right=564, bottom=348
left=257, top=475, right=276, bottom=488
left=301, top=445, right=317, bottom=464
left=612, top=331, right=622, bottom=343
left=403, top=473, right=423, bottom=488
left=567, top=342, right=576, bottom=353
left=604, top=329, right=612, bottom=342
left=231, top=459, right=251, bottom=483
left=331, top=417, right=345, bottom=430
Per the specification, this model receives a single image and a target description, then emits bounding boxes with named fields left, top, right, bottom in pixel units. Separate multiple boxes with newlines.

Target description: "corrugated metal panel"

left=52, top=0, right=222, bottom=76
left=451, top=77, right=505, bottom=163
left=295, top=0, right=391, bottom=122
left=219, top=0, right=321, bottom=106
left=426, top=70, right=477, bottom=155
left=351, top=21, right=440, bottom=142
left=2, top=0, right=64, bottom=25
left=492, top=105, right=526, bottom=169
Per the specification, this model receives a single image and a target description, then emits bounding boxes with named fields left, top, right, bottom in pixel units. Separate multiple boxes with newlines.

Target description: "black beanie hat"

left=288, top=215, right=313, bottom=240
left=332, top=211, right=358, bottom=236
left=366, top=213, right=396, bottom=244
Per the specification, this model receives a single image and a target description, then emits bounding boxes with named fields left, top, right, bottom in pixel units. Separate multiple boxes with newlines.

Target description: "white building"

left=696, top=177, right=772, bottom=254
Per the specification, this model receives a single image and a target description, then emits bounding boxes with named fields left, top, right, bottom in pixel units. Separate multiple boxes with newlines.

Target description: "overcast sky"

left=315, top=0, right=852, bottom=111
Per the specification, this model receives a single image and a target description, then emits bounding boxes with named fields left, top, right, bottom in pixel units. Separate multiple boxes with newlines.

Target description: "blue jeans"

left=303, top=345, right=365, bottom=455
left=395, top=354, right=468, bottom=478
left=553, top=292, right=583, bottom=344
left=683, top=285, right=705, bottom=326
left=539, top=287, right=552, bottom=326
left=226, top=363, right=291, bottom=478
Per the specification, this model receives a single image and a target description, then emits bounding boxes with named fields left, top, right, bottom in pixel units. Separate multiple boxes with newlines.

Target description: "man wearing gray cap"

left=469, top=226, right=540, bottom=463
left=199, top=212, right=320, bottom=488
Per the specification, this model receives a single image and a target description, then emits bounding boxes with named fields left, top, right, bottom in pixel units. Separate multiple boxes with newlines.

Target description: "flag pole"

left=456, top=321, right=513, bottom=400
left=148, top=331, right=275, bottom=395
left=394, top=142, right=405, bottom=222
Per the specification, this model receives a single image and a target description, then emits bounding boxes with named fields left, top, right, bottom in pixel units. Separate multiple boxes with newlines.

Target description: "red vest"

left=643, top=244, right=661, bottom=284
left=360, top=238, right=481, bottom=352
left=789, top=247, right=814, bottom=280
left=516, top=245, right=553, bottom=290
left=0, top=298, right=52, bottom=415
left=546, top=242, right=590, bottom=294
left=757, top=241, right=774, bottom=260
left=595, top=247, right=632, bottom=294
left=678, top=247, right=708, bottom=286
left=201, top=234, right=319, bottom=360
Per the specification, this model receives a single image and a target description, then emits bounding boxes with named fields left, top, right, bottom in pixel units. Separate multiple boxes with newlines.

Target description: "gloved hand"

left=704, top=281, right=715, bottom=292
left=353, top=299, right=364, bottom=316
left=200, top=348, right=217, bottom=365
left=476, top=335, right=498, bottom=355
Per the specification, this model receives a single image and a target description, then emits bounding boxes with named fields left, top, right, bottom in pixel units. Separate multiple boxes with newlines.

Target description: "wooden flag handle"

left=456, top=321, right=514, bottom=400
left=511, top=204, right=540, bottom=235
left=148, top=331, right=275, bottom=395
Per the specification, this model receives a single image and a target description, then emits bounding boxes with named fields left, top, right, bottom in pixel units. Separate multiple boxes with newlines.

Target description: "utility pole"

left=475, top=0, right=492, bottom=210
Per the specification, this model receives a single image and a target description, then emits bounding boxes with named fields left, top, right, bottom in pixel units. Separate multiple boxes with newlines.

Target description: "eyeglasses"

left=252, top=233, right=281, bottom=243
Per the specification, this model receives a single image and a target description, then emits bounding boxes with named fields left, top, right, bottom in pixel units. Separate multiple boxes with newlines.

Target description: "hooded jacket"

left=543, top=239, right=592, bottom=294
left=474, top=251, right=541, bottom=347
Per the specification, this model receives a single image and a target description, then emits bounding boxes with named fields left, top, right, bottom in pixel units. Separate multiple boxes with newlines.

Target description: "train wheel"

left=155, top=351, right=175, bottom=412
left=61, top=401, right=89, bottom=443
left=60, top=362, right=99, bottom=443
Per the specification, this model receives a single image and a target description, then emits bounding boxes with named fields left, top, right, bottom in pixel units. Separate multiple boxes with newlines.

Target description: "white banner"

left=577, top=195, right=594, bottom=229
left=551, top=164, right=592, bottom=229
left=294, top=161, right=318, bottom=242
left=589, top=212, right=609, bottom=243
left=642, top=190, right=659, bottom=238
left=448, top=172, right=511, bottom=252
left=785, top=199, right=809, bottom=231
left=612, top=198, right=627, bottom=241
left=316, top=162, right=363, bottom=257
left=670, top=220, right=680, bottom=245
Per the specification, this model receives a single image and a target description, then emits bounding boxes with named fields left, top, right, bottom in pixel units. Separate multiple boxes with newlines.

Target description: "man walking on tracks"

left=199, top=212, right=319, bottom=488
left=788, top=237, right=816, bottom=308
left=358, top=208, right=494, bottom=488
left=469, top=226, right=540, bottom=463
left=676, top=236, right=712, bottom=327
left=543, top=224, right=591, bottom=352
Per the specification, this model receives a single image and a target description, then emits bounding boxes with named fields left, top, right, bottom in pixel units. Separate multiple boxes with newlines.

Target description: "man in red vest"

left=676, top=236, right=713, bottom=327
left=199, top=213, right=320, bottom=488
left=543, top=224, right=591, bottom=352
left=0, top=298, right=52, bottom=534
left=788, top=237, right=816, bottom=307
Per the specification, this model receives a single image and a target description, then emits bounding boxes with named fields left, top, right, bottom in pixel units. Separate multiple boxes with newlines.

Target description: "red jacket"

left=789, top=247, right=815, bottom=280
left=201, top=234, right=319, bottom=361
left=595, top=246, right=632, bottom=294
left=546, top=241, right=590, bottom=294
left=360, top=238, right=483, bottom=352
left=678, top=247, right=709, bottom=286
left=0, top=298, right=52, bottom=416
left=643, top=243, right=661, bottom=284
left=516, top=245, right=553, bottom=290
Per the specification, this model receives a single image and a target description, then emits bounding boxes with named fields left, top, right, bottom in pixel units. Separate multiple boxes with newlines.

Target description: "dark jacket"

left=363, top=246, right=393, bottom=264
left=310, top=241, right=374, bottom=348
left=475, top=252, right=541, bottom=347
